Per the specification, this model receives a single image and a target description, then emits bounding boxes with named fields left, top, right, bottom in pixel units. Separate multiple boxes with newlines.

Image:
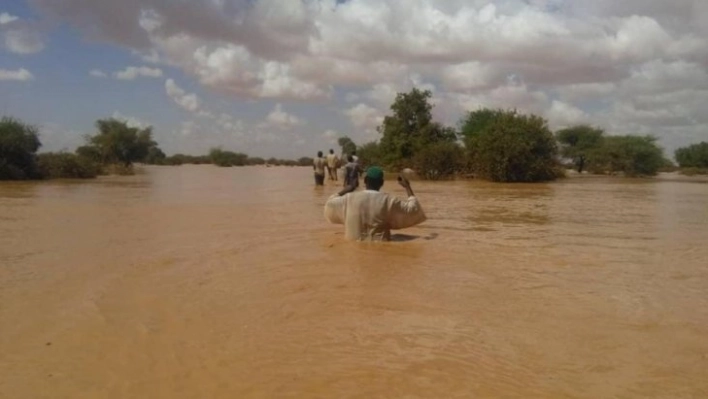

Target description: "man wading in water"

left=313, top=151, right=327, bottom=186
left=324, top=166, right=426, bottom=241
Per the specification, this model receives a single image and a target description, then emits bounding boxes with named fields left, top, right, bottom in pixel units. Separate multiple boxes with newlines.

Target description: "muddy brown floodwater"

left=1, top=166, right=707, bottom=398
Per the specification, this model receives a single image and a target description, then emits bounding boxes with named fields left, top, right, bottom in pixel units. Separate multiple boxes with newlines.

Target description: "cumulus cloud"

left=0, top=12, right=19, bottom=25
left=0, top=68, right=34, bottom=81
left=26, top=0, right=708, bottom=153
left=89, top=69, right=107, bottom=78
left=113, top=66, right=163, bottom=80
left=111, top=111, right=150, bottom=128
left=261, top=103, right=303, bottom=130
left=4, top=26, right=44, bottom=54
left=322, top=129, right=338, bottom=144
left=165, top=78, right=201, bottom=112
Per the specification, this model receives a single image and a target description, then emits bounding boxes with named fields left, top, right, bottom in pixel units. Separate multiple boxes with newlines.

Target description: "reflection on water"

left=1, top=166, right=707, bottom=398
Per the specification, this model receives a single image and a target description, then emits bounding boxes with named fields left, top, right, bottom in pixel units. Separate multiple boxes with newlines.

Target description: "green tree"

left=145, top=146, right=167, bottom=165
left=411, top=141, right=464, bottom=180
left=592, top=135, right=664, bottom=176
left=555, top=125, right=604, bottom=173
left=209, top=147, right=248, bottom=167
left=356, top=141, right=382, bottom=170
left=0, top=116, right=42, bottom=180
left=675, top=142, right=708, bottom=168
left=83, top=118, right=159, bottom=167
left=377, top=88, right=456, bottom=167
left=337, top=136, right=357, bottom=156
left=460, top=108, right=561, bottom=182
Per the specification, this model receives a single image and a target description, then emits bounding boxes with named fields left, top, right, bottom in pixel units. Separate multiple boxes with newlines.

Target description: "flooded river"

left=1, top=166, right=707, bottom=398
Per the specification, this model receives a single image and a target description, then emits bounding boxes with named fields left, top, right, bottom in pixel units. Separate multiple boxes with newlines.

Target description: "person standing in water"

left=326, top=149, right=339, bottom=181
left=313, top=151, right=327, bottom=186
left=343, top=155, right=362, bottom=189
left=324, top=166, right=426, bottom=241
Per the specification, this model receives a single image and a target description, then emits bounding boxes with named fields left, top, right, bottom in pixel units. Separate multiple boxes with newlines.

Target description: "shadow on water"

left=390, top=232, right=439, bottom=242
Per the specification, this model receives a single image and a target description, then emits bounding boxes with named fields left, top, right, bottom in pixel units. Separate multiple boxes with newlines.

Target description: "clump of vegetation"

left=0, top=116, right=42, bottom=180
left=209, top=147, right=248, bottom=167
left=556, top=125, right=604, bottom=173
left=356, top=141, right=384, bottom=171
left=79, top=118, right=162, bottom=169
left=679, top=167, right=708, bottom=176
left=411, top=141, right=464, bottom=180
left=675, top=142, right=708, bottom=169
left=590, top=135, right=665, bottom=177
left=460, top=108, right=562, bottom=182
left=36, top=152, right=102, bottom=179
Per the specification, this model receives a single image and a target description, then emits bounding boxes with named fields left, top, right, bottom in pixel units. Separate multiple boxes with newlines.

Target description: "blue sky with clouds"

left=2, top=0, right=707, bottom=158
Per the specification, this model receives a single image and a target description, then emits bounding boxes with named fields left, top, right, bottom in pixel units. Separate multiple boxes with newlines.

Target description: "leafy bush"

left=556, top=125, right=604, bottom=173
left=0, top=116, right=42, bottom=180
left=592, top=135, right=665, bottom=176
left=297, top=157, right=313, bottom=166
left=248, top=157, right=266, bottom=165
left=411, top=141, right=464, bottom=180
left=209, top=148, right=248, bottom=167
left=356, top=141, right=383, bottom=170
left=37, top=152, right=102, bottom=179
left=679, top=167, right=708, bottom=176
left=460, top=108, right=561, bottom=182
left=675, top=142, right=708, bottom=168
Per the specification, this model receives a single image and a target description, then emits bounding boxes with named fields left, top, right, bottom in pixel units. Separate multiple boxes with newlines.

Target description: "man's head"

left=364, top=166, right=384, bottom=191
left=329, top=149, right=334, bottom=154
left=347, top=155, right=354, bottom=162
left=317, top=151, right=323, bottom=158
left=352, top=151, right=357, bottom=156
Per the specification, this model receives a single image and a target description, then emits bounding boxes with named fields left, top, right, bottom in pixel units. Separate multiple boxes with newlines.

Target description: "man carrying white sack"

left=324, top=166, right=427, bottom=241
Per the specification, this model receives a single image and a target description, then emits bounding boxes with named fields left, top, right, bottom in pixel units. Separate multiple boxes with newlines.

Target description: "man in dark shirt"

left=343, top=155, right=362, bottom=189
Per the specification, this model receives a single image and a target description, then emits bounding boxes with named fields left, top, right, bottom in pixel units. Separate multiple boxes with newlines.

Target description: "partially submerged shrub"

left=411, top=141, right=464, bottom=180
left=37, top=152, right=102, bottom=179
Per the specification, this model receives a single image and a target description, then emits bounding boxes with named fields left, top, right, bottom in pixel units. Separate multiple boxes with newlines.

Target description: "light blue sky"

left=2, top=0, right=707, bottom=158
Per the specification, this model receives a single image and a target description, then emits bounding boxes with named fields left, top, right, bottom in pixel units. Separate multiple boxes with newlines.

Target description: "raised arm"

left=388, top=175, right=426, bottom=229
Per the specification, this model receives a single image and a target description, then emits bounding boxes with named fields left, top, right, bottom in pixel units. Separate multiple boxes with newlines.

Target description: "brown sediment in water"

left=1, top=165, right=707, bottom=398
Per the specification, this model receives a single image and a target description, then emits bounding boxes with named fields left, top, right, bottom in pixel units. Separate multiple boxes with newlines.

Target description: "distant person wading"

left=313, top=151, right=326, bottom=186
left=324, top=167, right=427, bottom=241
left=326, top=149, right=339, bottom=182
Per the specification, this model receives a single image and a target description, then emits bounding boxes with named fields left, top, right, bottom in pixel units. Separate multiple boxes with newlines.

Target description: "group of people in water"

left=313, top=149, right=427, bottom=241
left=312, top=149, right=360, bottom=187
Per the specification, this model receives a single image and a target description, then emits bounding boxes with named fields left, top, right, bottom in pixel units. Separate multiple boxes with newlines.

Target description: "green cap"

left=365, top=166, right=384, bottom=180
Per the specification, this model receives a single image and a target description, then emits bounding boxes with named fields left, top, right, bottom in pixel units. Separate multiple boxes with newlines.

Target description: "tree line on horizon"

left=0, top=116, right=315, bottom=180
left=338, top=88, right=707, bottom=181
left=1, top=88, right=707, bottom=181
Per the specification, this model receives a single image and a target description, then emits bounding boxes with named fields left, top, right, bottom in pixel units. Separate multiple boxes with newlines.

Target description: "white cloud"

left=261, top=103, right=303, bottom=130
left=4, top=27, right=44, bottom=54
left=22, top=0, right=708, bottom=153
left=322, top=129, right=338, bottom=144
left=113, top=66, right=163, bottom=80
left=0, top=68, right=33, bottom=81
left=111, top=111, right=150, bottom=129
left=546, top=100, right=590, bottom=128
left=165, top=78, right=201, bottom=112
left=0, top=12, right=19, bottom=25
left=89, top=69, right=107, bottom=78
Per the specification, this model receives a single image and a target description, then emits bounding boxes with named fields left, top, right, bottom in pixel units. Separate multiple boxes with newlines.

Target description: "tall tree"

left=459, top=108, right=561, bottom=182
left=0, top=116, right=42, bottom=180
left=377, top=87, right=455, bottom=166
left=337, top=136, right=357, bottom=156
left=556, top=125, right=604, bottom=173
left=83, top=118, right=161, bottom=166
